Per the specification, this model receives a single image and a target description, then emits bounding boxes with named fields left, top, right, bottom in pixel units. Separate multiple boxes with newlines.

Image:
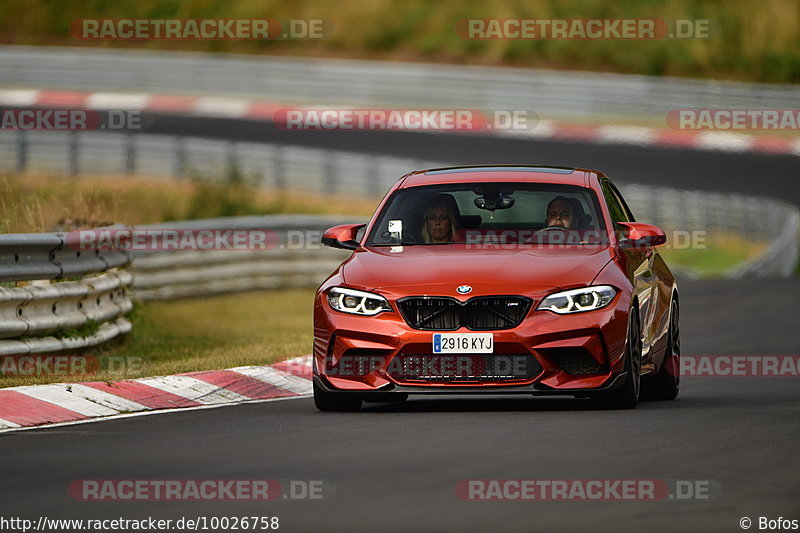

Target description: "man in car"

left=546, top=196, right=578, bottom=229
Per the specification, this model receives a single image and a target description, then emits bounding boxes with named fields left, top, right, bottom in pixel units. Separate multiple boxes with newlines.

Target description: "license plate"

left=432, top=333, right=494, bottom=354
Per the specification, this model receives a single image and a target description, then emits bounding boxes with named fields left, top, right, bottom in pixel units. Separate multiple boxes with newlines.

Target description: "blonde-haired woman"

left=421, top=196, right=462, bottom=243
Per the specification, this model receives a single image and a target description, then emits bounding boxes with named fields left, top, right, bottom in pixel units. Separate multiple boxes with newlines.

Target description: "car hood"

left=341, top=244, right=615, bottom=297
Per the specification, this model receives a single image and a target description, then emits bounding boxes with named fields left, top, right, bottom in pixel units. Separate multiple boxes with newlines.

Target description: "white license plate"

left=432, top=333, right=494, bottom=354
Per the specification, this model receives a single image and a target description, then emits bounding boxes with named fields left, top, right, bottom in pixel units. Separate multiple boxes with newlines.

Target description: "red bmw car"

left=313, top=165, right=680, bottom=410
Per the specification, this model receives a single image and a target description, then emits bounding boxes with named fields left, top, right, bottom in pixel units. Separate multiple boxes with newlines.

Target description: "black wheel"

left=641, top=299, right=680, bottom=401
left=598, top=309, right=641, bottom=409
left=313, top=380, right=362, bottom=412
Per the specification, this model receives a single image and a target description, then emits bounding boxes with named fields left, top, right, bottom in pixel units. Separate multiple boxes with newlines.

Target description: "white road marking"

left=0, top=395, right=308, bottom=434
left=696, top=132, right=754, bottom=152
left=10, top=384, right=119, bottom=417
left=67, top=383, right=149, bottom=412
left=0, top=89, right=40, bottom=106
left=230, top=366, right=312, bottom=395
left=86, top=92, right=151, bottom=110
left=598, top=125, right=657, bottom=146
left=135, top=375, right=251, bottom=404
left=0, top=418, right=21, bottom=429
left=194, top=97, right=250, bottom=118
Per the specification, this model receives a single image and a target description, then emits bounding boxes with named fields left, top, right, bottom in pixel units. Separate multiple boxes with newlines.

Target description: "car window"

left=367, top=182, right=606, bottom=245
left=601, top=181, right=629, bottom=227
left=607, top=181, right=636, bottom=222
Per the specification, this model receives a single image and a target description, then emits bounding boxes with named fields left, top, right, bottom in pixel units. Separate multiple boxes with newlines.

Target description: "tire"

left=313, top=380, right=362, bottom=412
left=598, top=309, right=641, bottom=409
left=641, top=299, right=680, bottom=401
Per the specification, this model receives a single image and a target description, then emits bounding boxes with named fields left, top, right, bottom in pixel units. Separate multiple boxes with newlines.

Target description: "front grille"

left=388, top=353, right=541, bottom=383
left=398, top=296, right=531, bottom=330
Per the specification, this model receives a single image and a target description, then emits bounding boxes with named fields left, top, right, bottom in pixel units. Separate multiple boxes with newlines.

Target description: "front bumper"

left=313, top=372, right=629, bottom=398
left=313, top=289, right=630, bottom=395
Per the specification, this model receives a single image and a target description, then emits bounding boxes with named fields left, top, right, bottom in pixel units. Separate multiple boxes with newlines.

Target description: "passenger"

left=545, top=196, right=579, bottom=229
left=421, top=196, right=462, bottom=243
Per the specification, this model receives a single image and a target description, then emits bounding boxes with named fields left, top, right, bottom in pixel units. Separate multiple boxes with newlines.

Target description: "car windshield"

left=368, top=183, right=606, bottom=246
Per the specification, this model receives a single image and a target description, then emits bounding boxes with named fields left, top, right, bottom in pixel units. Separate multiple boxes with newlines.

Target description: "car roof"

left=400, top=165, right=594, bottom=188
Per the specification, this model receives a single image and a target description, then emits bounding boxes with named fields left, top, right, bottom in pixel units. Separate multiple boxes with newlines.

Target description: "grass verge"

left=0, top=172, right=377, bottom=233
left=659, top=233, right=767, bottom=277
left=0, top=288, right=315, bottom=388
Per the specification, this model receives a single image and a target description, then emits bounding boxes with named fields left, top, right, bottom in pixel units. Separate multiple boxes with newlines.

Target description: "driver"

left=545, top=196, right=578, bottom=229
left=421, top=195, right=462, bottom=243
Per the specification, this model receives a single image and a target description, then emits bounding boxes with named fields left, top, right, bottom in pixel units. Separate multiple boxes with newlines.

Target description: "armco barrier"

left=0, top=230, right=133, bottom=355
left=128, top=215, right=353, bottom=300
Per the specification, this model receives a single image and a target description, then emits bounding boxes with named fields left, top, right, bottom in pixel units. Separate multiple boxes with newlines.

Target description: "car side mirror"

left=321, top=224, right=366, bottom=251
left=616, top=222, right=667, bottom=249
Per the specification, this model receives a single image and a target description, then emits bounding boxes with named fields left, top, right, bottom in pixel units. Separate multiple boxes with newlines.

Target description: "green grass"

left=0, top=288, right=315, bottom=388
left=0, top=172, right=378, bottom=233
left=1, top=0, right=798, bottom=83
left=659, top=234, right=767, bottom=277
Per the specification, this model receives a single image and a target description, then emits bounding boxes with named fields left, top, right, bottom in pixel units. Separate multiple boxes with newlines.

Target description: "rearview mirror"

left=321, top=224, right=366, bottom=251
left=617, top=222, right=667, bottom=249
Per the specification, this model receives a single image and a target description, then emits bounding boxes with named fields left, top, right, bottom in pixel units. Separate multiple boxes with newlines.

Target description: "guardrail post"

left=173, top=136, right=185, bottom=178
left=15, top=130, right=27, bottom=173
left=366, top=154, right=379, bottom=198
left=273, top=144, right=285, bottom=191
left=324, top=150, right=336, bottom=194
left=68, top=131, right=79, bottom=176
left=226, top=141, right=237, bottom=178
left=124, top=133, right=136, bottom=175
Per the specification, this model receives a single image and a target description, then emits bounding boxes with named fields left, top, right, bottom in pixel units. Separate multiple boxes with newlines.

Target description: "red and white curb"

left=0, top=355, right=312, bottom=432
left=1, top=88, right=798, bottom=156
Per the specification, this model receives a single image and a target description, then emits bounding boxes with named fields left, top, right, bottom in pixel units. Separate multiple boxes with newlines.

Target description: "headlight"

left=537, top=286, right=617, bottom=314
left=327, top=287, right=391, bottom=316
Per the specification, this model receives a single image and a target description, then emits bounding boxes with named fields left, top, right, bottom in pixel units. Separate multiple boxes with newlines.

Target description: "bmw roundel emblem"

left=457, top=285, right=472, bottom=294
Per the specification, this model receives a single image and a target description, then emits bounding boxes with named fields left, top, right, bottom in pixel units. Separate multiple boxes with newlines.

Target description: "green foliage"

left=185, top=165, right=280, bottom=219
left=0, top=0, right=797, bottom=82
left=51, top=319, right=101, bottom=340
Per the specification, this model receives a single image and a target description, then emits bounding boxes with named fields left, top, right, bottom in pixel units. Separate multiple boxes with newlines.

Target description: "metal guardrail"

left=129, top=215, right=353, bottom=300
left=0, top=229, right=129, bottom=282
left=2, top=46, right=799, bottom=120
left=0, top=233, right=133, bottom=356
left=618, top=184, right=800, bottom=278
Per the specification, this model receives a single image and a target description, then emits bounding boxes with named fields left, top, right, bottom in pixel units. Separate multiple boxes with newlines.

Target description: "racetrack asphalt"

left=1, top=271, right=798, bottom=533
left=0, top=121, right=798, bottom=533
